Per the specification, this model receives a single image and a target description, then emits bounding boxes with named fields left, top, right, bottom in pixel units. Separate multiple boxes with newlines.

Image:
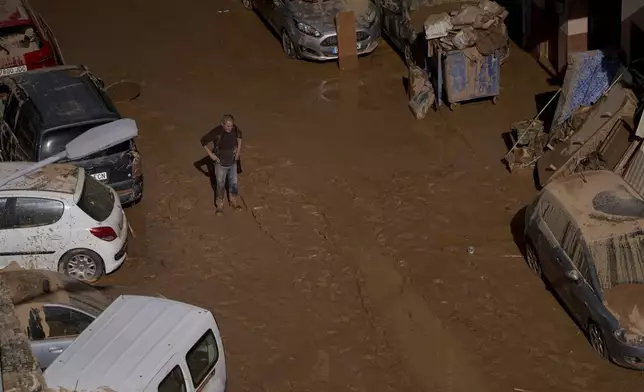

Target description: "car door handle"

left=48, top=347, right=64, bottom=354
left=49, top=235, right=63, bottom=240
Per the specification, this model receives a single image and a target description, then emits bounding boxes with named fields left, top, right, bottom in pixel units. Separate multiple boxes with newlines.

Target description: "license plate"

left=331, top=43, right=362, bottom=55
left=0, top=65, right=27, bottom=77
left=91, top=172, right=108, bottom=181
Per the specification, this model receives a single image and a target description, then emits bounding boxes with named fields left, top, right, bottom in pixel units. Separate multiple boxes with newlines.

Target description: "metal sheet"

left=551, top=50, right=620, bottom=127
left=623, top=146, right=644, bottom=197
left=443, top=47, right=500, bottom=104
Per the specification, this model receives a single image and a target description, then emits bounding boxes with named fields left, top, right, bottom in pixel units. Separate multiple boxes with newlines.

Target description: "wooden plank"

left=335, top=11, right=358, bottom=71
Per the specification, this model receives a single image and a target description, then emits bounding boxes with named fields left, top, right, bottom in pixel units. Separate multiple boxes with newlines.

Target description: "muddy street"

left=32, top=0, right=644, bottom=390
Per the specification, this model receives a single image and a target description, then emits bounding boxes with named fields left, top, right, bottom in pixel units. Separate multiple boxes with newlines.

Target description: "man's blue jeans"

left=214, top=162, right=238, bottom=201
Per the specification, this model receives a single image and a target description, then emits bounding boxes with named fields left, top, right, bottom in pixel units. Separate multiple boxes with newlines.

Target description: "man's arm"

left=201, top=128, right=220, bottom=162
left=235, top=127, right=243, bottom=159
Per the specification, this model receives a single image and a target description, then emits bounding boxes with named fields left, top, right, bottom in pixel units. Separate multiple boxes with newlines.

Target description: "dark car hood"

left=290, top=0, right=374, bottom=31
left=604, top=283, right=644, bottom=334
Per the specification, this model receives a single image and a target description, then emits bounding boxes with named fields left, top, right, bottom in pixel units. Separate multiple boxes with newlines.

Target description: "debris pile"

left=408, top=64, right=435, bottom=119
left=423, top=0, right=509, bottom=57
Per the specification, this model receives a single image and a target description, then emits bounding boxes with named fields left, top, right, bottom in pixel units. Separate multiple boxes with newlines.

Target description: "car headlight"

left=614, top=328, right=644, bottom=346
left=294, top=19, right=321, bottom=37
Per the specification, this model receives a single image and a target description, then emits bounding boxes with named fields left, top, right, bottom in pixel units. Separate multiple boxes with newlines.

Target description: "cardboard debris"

left=424, top=13, right=452, bottom=40
left=408, top=64, right=435, bottom=119
left=476, top=24, right=509, bottom=55
left=424, top=0, right=509, bottom=56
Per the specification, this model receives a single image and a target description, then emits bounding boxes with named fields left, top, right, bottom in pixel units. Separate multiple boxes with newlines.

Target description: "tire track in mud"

left=246, top=165, right=491, bottom=392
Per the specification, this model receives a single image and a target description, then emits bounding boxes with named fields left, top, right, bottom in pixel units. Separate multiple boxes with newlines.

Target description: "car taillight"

left=90, top=227, right=117, bottom=241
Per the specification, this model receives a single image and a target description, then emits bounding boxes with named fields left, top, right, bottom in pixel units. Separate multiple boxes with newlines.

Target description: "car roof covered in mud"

left=0, top=162, right=80, bottom=194
left=8, top=65, right=119, bottom=130
left=0, top=0, right=32, bottom=28
left=545, top=170, right=644, bottom=242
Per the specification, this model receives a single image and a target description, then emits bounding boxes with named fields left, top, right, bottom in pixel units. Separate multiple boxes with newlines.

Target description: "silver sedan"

left=243, top=0, right=381, bottom=61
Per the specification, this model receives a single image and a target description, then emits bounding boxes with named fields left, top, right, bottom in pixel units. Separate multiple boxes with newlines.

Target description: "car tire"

left=281, top=31, right=298, bottom=59
left=59, top=249, right=105, bottom=284
left=525, top=241, right=542, bottom=277
left=241, top=0, right=253, bottom=9
left=588, top=322, right=609, bottom=361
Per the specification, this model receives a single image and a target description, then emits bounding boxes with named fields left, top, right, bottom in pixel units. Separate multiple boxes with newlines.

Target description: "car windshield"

left=76, top=174, right=114, bottom=222
left=40, top=123, right=131, bottom=161
left=0, top=24, right=42, bottom=63
left=589, top=232, right=644, bottom=290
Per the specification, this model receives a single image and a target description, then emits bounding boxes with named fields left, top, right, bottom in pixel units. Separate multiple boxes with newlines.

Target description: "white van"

left=44, top=295, right=227, bottom=392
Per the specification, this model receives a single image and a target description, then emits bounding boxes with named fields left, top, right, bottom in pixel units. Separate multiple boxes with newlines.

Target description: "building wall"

left=529, top=0, right=584, bottom=73
left=621, top=0, right=644, bottom=63
left=0, top=276, right=46, bottom=391
left=565, top=0, right=588, bottom=54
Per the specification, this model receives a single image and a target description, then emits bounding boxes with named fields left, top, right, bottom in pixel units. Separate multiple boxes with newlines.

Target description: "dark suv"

left=0, top=65, right=143, bottom=205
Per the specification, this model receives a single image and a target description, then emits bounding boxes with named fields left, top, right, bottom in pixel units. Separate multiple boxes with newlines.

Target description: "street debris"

left=503, top=49, right=643, bottom=184
left=408, top=64, right=435, bottom=119
left=503, top=89, right=560, bottom=172
left=423, top=0, right=509, bottom=59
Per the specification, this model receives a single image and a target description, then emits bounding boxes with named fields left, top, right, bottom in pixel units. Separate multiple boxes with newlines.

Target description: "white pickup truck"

left=43, top=295, right=227, bottom=392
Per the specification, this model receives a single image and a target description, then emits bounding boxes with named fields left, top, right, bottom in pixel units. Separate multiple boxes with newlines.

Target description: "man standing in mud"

left=201, top=114, right=243, bottom=214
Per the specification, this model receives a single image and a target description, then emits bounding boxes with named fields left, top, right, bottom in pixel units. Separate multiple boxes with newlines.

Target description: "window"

left=185, top=330, right=219, bottom=387
left=560, top=225, right=584, bottom=267
left=76, top=175, right=114, bottom=222
left=14, top=198, right=64, bottom=228
left=158, top=366, right=187, bottom=392
left=4, top=94, right=19, bottom=129
left=541, top=203, right=570, bottom=244
left=41, top=306, right=93, bottom=339
left=0, top=198, right=6, bottom=222
left=14, top=102, right=38, bottom=158
left=0, top=24, right=42, bottom=52
left=40, top=123, right=130, bottom=161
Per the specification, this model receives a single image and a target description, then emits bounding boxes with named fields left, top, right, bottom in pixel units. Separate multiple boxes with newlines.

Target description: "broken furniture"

left=504, top=119, right=547, bottom=172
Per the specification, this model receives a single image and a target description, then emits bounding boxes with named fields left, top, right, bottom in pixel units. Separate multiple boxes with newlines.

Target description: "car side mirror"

left=565, top=270, right=581, bottom=283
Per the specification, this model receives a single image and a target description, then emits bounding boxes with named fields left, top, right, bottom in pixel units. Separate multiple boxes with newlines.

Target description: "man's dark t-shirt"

left=201, top=125, right=243, bottom=166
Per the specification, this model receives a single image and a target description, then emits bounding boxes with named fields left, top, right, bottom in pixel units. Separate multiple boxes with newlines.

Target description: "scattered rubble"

left=423, top=0, right=508, bottom=57
left=408, top=64, right=435, bottom=119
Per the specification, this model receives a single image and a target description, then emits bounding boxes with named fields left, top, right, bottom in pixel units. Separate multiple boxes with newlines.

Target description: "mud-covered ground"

left=34, top=0, right=644, bottom=390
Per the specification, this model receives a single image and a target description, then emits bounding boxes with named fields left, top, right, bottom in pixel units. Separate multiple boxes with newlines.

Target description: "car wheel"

left=241, top=0, right=253, bottom=9
left=588, top=322, right=609, bottom=360
left=281, top=31, right=297, bottom=59
left=525, top=241, right=542, bottom=277
left=59, top=249, right=105, bottom=284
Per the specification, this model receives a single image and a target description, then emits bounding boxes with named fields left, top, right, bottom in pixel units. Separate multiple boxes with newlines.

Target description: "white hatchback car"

left=0, top=163, right=128, bottom=283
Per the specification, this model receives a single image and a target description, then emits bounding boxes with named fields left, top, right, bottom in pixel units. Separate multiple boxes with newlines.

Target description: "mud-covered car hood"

left=289, top=0, right=377, bottom=31
left=604, top=283, right=644, bottom=333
